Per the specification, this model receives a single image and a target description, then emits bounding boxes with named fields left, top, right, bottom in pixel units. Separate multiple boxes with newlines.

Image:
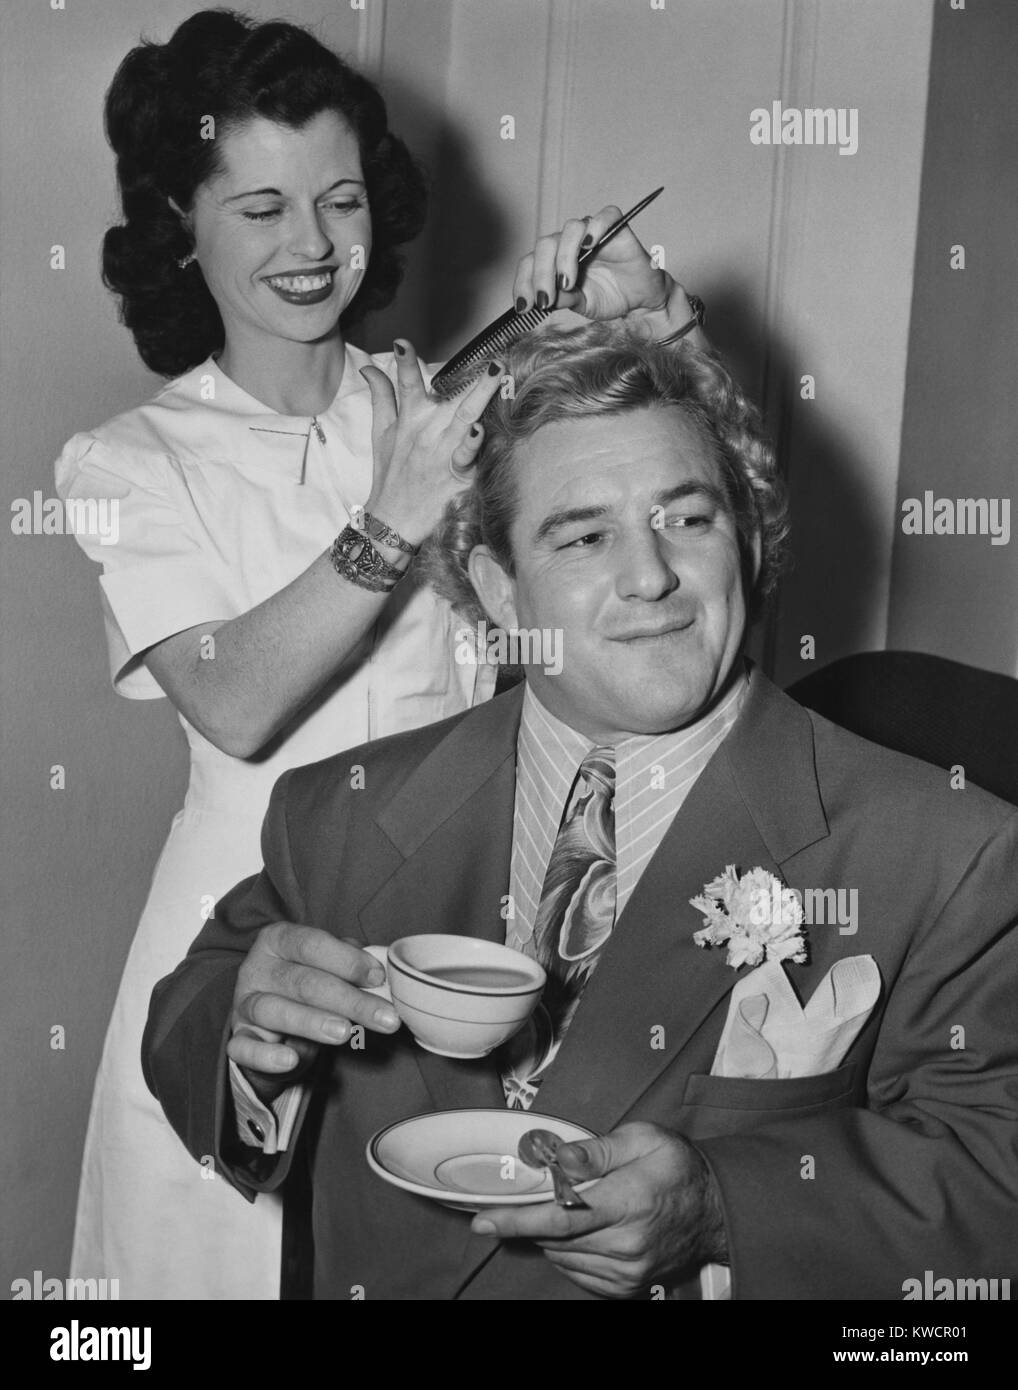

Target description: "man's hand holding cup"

left=228, top=922, right=400, bottom=1102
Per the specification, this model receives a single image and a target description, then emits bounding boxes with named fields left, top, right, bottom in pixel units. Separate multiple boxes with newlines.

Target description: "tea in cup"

left=364, top=934, right=545, bottom=1059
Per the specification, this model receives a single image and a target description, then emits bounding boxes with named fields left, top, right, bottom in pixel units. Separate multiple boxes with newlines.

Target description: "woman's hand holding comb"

left=512, top=203, right=705, bottom=347
left=359, top=341, right=503, bottom=549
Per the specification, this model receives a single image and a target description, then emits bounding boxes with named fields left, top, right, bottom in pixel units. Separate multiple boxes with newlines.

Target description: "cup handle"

left=362, top=944, right=393, bottom=1003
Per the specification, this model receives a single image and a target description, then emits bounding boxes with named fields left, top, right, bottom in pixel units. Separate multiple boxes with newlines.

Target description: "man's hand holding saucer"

left=471, top=1122, right=728, bottom=1299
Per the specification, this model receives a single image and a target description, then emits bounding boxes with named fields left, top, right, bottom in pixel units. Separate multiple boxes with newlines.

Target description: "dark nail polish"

left=557, top=273, right=570, bottom=292
left=393, top=340, right=406, bottom=357
left=487, top=360, right=502, bottom=376
left=535, top=290, right=549, bottom=311
left=580, top=234, right=593, bottom=250
left=515, top=296, right=527, bottom=313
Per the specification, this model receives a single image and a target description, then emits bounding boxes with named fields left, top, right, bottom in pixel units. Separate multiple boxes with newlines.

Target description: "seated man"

left=143, top=322, right=1018, bottom=1301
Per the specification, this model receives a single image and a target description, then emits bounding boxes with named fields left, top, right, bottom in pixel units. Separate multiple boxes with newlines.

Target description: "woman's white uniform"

left=56, top=347, right=492, bottom=1299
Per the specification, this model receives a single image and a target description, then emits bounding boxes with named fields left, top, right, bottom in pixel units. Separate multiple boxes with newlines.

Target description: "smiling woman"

left=101, top=10, right=421, bottom=381
left=54, top=9, right=509, bottom=1304
left=174, top=112, right=373, bottom=396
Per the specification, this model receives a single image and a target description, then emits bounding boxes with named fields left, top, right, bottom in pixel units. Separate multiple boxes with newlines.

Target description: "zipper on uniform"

left=299, top=418, right=326, bottom=485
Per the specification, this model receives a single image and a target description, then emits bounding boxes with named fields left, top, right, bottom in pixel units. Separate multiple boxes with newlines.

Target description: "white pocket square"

left=699, top=955, right=880, bottom=1300
left=710, top=954, right=881, bottom=1080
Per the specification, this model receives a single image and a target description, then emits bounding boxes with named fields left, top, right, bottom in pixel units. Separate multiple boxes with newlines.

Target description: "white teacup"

left=364, top=935, right=545, bottom=1059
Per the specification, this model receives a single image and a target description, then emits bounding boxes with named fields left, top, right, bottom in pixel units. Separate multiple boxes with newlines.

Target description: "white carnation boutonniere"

left=690, top=865, right=807, bottom=970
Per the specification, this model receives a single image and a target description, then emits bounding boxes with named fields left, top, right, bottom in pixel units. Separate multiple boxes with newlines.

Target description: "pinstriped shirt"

left=504, top=667, right=749, bottom=951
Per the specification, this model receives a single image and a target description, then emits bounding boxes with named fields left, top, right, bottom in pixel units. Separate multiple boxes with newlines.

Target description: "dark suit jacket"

left=142, top=668, right=1018, bottom=1300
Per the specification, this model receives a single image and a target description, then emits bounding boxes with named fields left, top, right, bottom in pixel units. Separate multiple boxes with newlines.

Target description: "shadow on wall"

left=693, top=287, right=886, bottom=684
left=358, top=80, right=510, bottom=357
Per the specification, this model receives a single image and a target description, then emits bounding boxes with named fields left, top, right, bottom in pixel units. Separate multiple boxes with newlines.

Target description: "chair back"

left=787, top=651, right=1018, bottom=807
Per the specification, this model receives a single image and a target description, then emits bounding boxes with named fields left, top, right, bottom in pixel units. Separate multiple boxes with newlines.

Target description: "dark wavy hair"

left=423, top=320, right=789, bottom=625
left=102, top=8, right=428, bottom=377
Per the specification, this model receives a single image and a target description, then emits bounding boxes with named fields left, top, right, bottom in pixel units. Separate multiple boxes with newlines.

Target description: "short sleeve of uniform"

left=55, top=433, right=240, bottom=700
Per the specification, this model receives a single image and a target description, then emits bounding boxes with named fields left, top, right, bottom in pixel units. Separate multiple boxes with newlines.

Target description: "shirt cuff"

left=228, top=1060, right=306, bottom=1155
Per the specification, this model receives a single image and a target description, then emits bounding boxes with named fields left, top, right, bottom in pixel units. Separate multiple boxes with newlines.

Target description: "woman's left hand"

left=513, top=204, right=687, bottom=332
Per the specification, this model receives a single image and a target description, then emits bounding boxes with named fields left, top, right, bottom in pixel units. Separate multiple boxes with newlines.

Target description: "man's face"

left=470, top=405, right=757, bottom=741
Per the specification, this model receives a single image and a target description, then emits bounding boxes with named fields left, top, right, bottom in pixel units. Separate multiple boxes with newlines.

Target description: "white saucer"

left=366, top=1108, right=598, bottom=1212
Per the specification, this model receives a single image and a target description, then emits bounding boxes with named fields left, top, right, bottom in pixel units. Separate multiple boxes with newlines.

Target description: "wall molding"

left=760, top=0, right=818, bottom=422
left=536, top=0, right=580, bottom=240
left=758, top=0, right=820, bottom=675
left=356, top=0, right=387, bottom=77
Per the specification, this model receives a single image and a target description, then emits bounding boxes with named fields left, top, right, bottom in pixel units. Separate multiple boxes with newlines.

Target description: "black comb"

left=429, top=186, right=664, bottom=399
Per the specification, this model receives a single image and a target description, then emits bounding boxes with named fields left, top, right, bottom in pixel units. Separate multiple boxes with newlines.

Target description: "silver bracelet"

left=657, top=293, right=706, bottom=346
left=329, top=525, right=406, bottom=593
left=359, top=510, right=420, bottom=556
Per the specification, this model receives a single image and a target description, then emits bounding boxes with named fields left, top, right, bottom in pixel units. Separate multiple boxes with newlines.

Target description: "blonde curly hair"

left=421, top=320, right=788, bottom=626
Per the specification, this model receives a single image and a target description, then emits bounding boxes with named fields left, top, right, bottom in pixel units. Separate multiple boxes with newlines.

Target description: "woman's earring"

left=177, top=251, right=197, bottom=270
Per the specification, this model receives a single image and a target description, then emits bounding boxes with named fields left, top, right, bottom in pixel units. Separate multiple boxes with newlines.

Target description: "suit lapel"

left=531, top=670, right=832, bottom=1134
left=528, top=757, right=774, bottom=1130
left=448, top=771, right=772, bottom=1300
left=356, top=687, right=524, bottom=1115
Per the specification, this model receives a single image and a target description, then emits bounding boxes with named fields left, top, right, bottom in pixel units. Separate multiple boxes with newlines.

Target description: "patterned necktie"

left=502, top=747, right=617, bottom=1109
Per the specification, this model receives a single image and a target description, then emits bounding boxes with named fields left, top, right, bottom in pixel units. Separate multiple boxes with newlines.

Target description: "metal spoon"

left=518, top=1129, right=590, bottom=1209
